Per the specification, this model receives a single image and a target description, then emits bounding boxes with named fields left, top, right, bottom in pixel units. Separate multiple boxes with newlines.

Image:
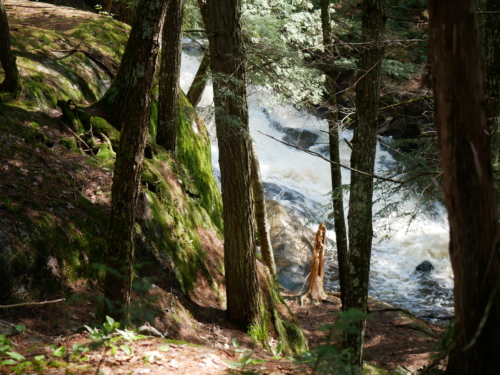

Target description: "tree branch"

left=0, top=298, right=66, bottom=309
left=258, top=131, right=437, bottom=184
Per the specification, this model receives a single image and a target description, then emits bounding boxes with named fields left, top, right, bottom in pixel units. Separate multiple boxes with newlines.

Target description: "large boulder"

left=266, top=200, right=314, bottom=292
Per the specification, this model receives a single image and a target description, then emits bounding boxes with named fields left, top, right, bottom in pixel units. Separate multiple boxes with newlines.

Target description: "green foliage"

left=0, top=327, right=40, bottom=374
left=294, top=308, right=366, bottom=374
left=84, top=316, right=144, bottom=354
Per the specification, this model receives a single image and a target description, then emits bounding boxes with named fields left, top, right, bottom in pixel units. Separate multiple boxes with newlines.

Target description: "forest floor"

left=1, top=287, right=445, bottom=375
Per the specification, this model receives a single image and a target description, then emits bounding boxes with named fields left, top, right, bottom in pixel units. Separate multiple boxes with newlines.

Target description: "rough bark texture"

left=428, top=1, right=500, bottom=374
left=343, top=1, right=386, bottom=373
left=320, top=0, right=348, bottom=310
left=104, top=0, right=167, bottom=323
left=207, top=0, right=260, bottom=330
left=186, top=49, right=210, bottom=107
left=0, top=0, right=21, bottom=99
left=300, top=223, right=327, bottom=304
left=157, top=0, right=184, bottom=152
left=92, top=0, right=166, bottom=127
left=485, top=0, right=500, bottom=163
left=251, top=143, right=278, bottom=284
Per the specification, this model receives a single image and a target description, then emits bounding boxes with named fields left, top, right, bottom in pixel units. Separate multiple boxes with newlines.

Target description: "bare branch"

left=0, top=298, right=66, bottom=309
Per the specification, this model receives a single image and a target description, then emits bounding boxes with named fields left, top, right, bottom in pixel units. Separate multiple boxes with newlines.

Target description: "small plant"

left=95, top=5, right=114, bottom=18
left=228, top=338, right=265, bottom=369
left=84, top=316, right=145, bottom=355
left=293, top=308, right=366, bottom=375
left=0, top=325, right=40, bottom=374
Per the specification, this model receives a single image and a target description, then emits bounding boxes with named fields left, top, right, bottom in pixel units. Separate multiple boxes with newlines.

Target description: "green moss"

left=176, top=93, right=223, bottom=233
left=90, top=116, right=120, bottom=149
left=60, top=137, right=80, bottom=152
left=95, top=143, right=116, bottom=168
left=363, top=362, right=388, bottom=375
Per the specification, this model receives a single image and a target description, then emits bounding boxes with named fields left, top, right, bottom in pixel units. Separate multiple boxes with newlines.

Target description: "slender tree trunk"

left=157, top=0, right=184, bottom=152
left=320, top=0, right=348, bottom=309
left=186, top=0, right=210, bottom=107
left=104, top=0, right=168, bottom=324
left=342, top=1, right=386, bottom=373
left=428, top=1, right=500, bottom=374
left=186, top=49, right=210, bottom=107
left=207, top=0, right=260, bottom=330
left=485, top=0, right=500, bottom=164
left=0, top=0, right=21, bottom=99
left=250, top=143, right=278, bottom=284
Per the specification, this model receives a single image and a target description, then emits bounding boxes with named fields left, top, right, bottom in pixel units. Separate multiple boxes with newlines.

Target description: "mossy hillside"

left=6, top=1, right=128, bottom=112
left=137, top=154, right=222, bottom=294
left=0, top=105, right=110, bottom=302
left=147, top=91, right=223, bottom=233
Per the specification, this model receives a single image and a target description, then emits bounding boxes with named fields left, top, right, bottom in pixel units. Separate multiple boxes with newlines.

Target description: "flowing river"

left=180, top=49, right=454, bottom=320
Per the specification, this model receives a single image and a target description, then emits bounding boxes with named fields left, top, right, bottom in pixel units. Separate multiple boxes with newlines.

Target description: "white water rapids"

left=180, top=49, right=453, bottom=320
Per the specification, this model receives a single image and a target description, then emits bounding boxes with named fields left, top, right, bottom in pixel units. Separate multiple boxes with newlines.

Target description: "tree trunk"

left=207, top=0, right=260, bottom=330
left=320, top=0, right=348, bottom=309
left=186, top=0, right=210, bottom=107
left=157, top=0, right=184, bottom=153
left=428, top=1, right=500, bottom=374
left=104, top=0, right=168, bottom=324
left=92, top=0, right=156, bottom=126
left=300, top=223, right=327, bottom=304
left=342, top=1, right=386, bottom=373
left=251, top=143, right=278, bottom=284
left=0, top=0, right=21, bottom=99
left=186, top=49, right=210, bottom=107
left=485, top=0, right=500, bottom=164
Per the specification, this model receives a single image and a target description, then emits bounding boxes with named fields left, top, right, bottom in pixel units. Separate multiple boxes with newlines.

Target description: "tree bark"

left=428, top=1, right=500, bottom=374
left=485, top=0, right=500, bottom=164
left=186, top=49, right=210, bottom=107
left=92, top=0, right=161, bottom=127
left=342, top=1, right=386, bottom=373
left=104, top=0, right=168, bottom=324
left=157, top=0, right=184, bottom=153
left=300, top=223, right=327, bottom=304
left=206, top=0, right=260, bottom=330
left=320, top=0, right=348, bottom=310
left=0, top=0, right=21, bottom=99
left=251, top=143, right=278, bottom=284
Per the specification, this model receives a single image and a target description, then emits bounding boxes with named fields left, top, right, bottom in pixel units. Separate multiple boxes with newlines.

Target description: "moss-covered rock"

left=363, top=362, right=389, bottom=375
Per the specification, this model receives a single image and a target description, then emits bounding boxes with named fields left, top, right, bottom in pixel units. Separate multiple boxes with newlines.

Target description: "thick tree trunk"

left=342, top=1, right=386, bottom=373
left=0, top=0, right=21, bottom=99
left=250, top=143, right=278, bottom=284
left=104, top=0, right=168, bottom=324
left=320, top=0, right=348, bottom=309
left=157, top=0, right=184, bottom=152
left=485, top=0, right=500, bottom=164
left=92, top=0, right=158, bottom=126
left=428, top=1, right=500, bottom=374
left=207, top=0, right=260, bottom=330
left=186, top=49, right=210, bottom=107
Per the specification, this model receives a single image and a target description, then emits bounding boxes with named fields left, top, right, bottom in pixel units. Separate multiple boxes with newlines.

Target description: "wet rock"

left=266, top=200, right=314, bottom=292
left=282, top=127, right=320, bottom=150
left=416, top=260, right=434, bottom=273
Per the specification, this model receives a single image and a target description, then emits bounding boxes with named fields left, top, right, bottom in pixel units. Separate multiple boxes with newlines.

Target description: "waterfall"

left=180, top=49, right=453, bottom=319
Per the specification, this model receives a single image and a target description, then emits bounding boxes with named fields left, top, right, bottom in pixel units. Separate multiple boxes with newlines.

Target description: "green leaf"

left=52, top=346, right=66, bottom=357
left=79, top=355, right=89, bottom=362
left=110, top=345, right=118, bottom=356
left=105, top=316, right=116, bottom=327
left=120, top=345, right=133, bottom=356
left=231, top=338, right=240, bottom=349
left=34, top=355, right=45, bottom=361
left=1, top=359, right=17, bottom=365
left=158, top=345, right=169, bottom=352
left=14, top=325, right=25, bottom=333
left=7, top=351, right=25, bottom=361
left=0, top=344, right=11, bottom=353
